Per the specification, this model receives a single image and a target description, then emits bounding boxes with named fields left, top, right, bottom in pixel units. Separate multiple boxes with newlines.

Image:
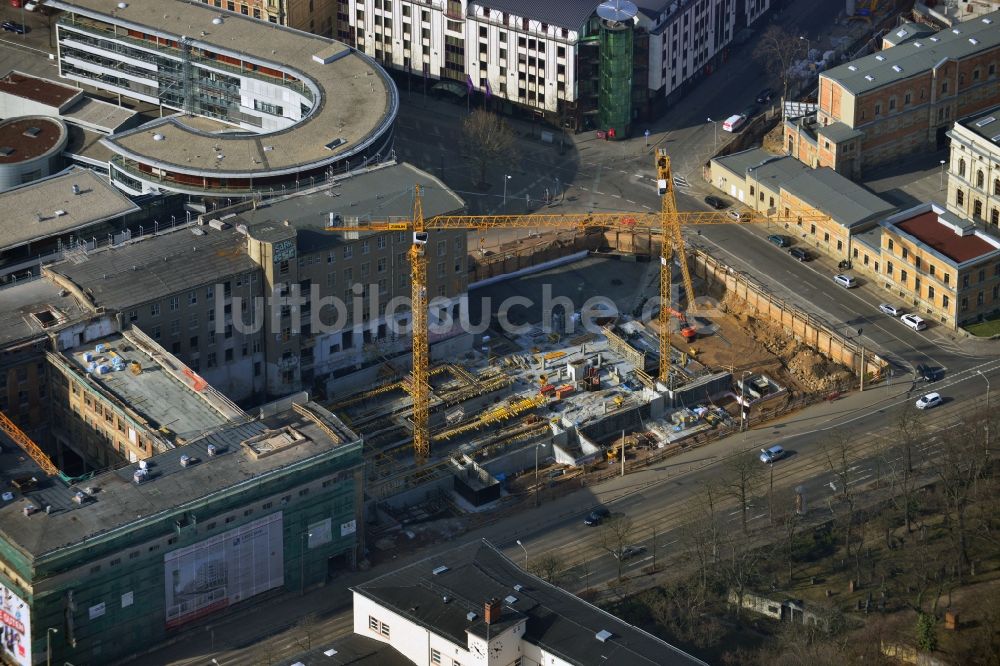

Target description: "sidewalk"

left=136, top=376, right=915, bottom=666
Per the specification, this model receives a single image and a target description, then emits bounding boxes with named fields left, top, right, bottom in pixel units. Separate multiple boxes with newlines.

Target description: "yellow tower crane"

left=328, top=149, right=827, bottom=464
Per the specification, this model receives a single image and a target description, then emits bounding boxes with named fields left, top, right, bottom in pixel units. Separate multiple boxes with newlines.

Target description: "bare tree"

left=528, top=552, right=564, bottom=585
left=600, top=514, right=635, bottom=580
left=936, top=420, right=990, bottom=582
left=294, top=612, right=321, bottom=651
left=461, top=109, right=518, bottom=187
left=719, top=532, right=763, bottom=617
left=753, top=25, right=805, bottom=111
left=725, top=453, right=763, bottom=535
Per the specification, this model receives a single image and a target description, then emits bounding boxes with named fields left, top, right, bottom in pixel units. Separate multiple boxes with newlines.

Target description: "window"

left=150, top=303, right=161, bottom=317
left=188, top=290, right=197, bottom=305
left=902, top=247, right=908, bottom=260
left=344, top=245, right=353, bottom=259
left=959, top=159, right=966, bottom=177
left=431, top=649, right=442, bottom=664
left=887, top=261, right=894, bottom=276
left=887, top=239, right=894, bottom=251
left=943, top=294, right=950, bottom=307
left=977, top=170, right=985, bottom=189
left=963, top=274, right=970, bottom=288
left=928, top=285, right=935, bottom=300
left=961, top=296, right=968, bottom=311
left=900, top=269, right=908, bottom=283
left=369, top=616, right=379, bottom=632
left=253, top=99, right=284, bottom=116
left=380, top=622, right=390, bottom=638
left=956, top=189, right=965, bottom=206
left=974, top=200, right=984, bottom=219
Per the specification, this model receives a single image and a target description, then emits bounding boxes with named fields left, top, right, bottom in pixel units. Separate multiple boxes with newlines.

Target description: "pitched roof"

left=781, top=167, right=896, bottom=229
left=823, top=12, right=1000, bottom=96
left=353, top=539, right=707, bottom=666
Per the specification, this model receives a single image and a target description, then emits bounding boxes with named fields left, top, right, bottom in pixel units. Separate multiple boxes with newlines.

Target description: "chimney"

left=484, top=598, right=502, bottom=625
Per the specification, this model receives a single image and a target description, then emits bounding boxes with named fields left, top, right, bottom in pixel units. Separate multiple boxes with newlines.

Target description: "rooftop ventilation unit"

left=504, top=595, right=517, bottom=604
left=984, top=17, right=993, bottom=24
left=191, top=227, right=206, bottom=236
left=0, top=147, right=13, bottom=156
left=466, top=612, right=478, bottom=621
left=914, top=41, right=922, bottom=47
left=324, top=138, right=346, bottom=150
left=992, top=135, right=1000, bottom=143
left=117, top=1, right=128, bottom=8
left=969, top=38, right=979, bottom=46
left=595, top=629, right=613, bottom=643
left=951, top=28, right=961, bottom=34
left=929, top=36, right=939, bottom=42
left=513, top=584, right=524, bottom=592
left=892, top=65, right=902, bottom=73
left=875, top=54, right=885, bottom=61
left=23, top=127, right=41, bottom=138
left=847, top=65, right=857, bottom=71
left=865, top=75, right=875, bottom=81
left=54, top=210, right=66, bottom=216
left=975, top=116, right=996, bottom=128
left=432, top=565, right=449, bottom=575
left=207, top=444, right=218, bottom=456
left=72, top=184, right=80, bottom=195
left=213, top=16, right=223, bottom=25
left=180, top=454, right=192, bottom=467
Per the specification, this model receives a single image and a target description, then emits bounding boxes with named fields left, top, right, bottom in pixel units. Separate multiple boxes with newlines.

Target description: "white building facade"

left=947, top=105, right=1000, bottom=226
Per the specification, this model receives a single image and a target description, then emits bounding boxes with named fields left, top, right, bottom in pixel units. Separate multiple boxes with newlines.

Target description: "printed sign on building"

left=0, top=581, right=31, bottom=666
left=163, top=512, right=284, bottom=629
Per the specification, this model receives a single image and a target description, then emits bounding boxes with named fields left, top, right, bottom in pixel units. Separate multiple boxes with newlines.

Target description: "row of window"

left=861, top=62, right=997, bottom=121
left=954, top=188, right=1000, bottom=225
left=955, top=158, right=1000, bottom=195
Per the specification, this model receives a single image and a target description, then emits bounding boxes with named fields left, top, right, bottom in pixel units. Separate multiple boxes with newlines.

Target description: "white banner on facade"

left=163, top=512, right=284, bottom=629
left=0, top=582, right=31, bottom=666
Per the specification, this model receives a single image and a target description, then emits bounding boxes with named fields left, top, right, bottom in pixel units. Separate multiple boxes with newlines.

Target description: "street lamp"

left=740, top=370, right=752, bottom=433
left=300, top=531, right=313, bottom=595
left=47, top=627, right=58, bottom=666
left=979, top=370, right=990, bottom=458
left=799, top=35, right=811, bottom=61
left=706, top=117, right=718, bottom=151
left=515, top=539, right=528, bottom=569
left=940, top=159, right=947, bottom=191
left=503, top=174, right=512, bottom=207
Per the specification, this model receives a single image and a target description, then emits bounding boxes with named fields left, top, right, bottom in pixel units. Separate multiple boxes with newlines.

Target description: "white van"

left=722, top=114, right=746, bottom=132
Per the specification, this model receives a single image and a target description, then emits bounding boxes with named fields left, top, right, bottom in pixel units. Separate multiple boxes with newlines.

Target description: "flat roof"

left=887, top=205, right=1000, bottom=265
left=354, top=539, right=707, bottom=666
left=61, top=96, right=138, bottom=133
left=59, top=331, right=243, bottom=440
left=0, top=167, right=140, bottom=252
left=0, top=277, right=92, bottom=346
left=0, top=117, right=65, bottom=165
left=234, top=161, right=466, bottom=253
left=0, top=70, right=81, bottom=109
left=816, top=121, right=864, bottom=144
left=883, top=22, right=936, bottom=47
left=713, top=147, right=804, bottom=184
left=47, top=223, right=256, bottom=311
left=49, top=0, right=397, bottom=177
left=0, top=400, right=360, bottom=558
left=957, top=104, right=1000, bottom=146
left=823, top=12, right=1000, bottom=96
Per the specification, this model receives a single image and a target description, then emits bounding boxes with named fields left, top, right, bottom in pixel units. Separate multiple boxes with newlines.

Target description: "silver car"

left=879, top=303, right=902, bottom=317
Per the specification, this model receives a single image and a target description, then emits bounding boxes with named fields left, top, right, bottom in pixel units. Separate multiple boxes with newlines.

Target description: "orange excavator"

left=667, top=308, right=698, bottom=341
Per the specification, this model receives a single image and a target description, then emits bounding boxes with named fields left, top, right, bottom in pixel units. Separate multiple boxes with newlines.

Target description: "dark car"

left=756, top=87, right=774, bottom=103
left=584, top=507, right=611, bottom=526
left=916, top=364, right=939, bottom=382
left=767, top=234, right=789, bottom=248
left=2, top=21, right=27, bottom=34
left=789, top=247, right=811, bottom=261
left=615, top=545, right=647, bottom=561
left=704, top=195, right=728, bottom=210
left=742, top=104, right=760, bottom=119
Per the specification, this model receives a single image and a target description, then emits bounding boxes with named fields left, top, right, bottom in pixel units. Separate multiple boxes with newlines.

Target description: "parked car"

left=767, top=234, right=790, bottom=248
left=789, top=247, right=811, bottom=261
left=705, top=195, right=728, bottom=210
left=1, top=20, right=27, bottom=34
left=833, top=274, right=857, bottom=288
left=915, top=392, right=942, bottom=410
left=759, top=445, right=786, bottom=464
left=615, top=545, right=647, bottom=561
left=901, top=313, right=927, bottom=331
left=879, top=303, right=903, bottom=317
left=722, top=114, right=746, bottom=132
left=584, top=507, right=611, bottom=526
left=742, top=104, right=760, bottom=119
left=756, top=87, right=774, bottom=103
left=727, top=209, right=750, bottom=221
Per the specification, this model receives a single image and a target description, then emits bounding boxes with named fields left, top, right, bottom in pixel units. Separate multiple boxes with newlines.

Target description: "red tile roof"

left=894, top=211, right=997, bottom=264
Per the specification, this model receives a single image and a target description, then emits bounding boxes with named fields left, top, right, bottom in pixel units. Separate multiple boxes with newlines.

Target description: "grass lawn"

left=964, top=314, right=1000, bottom=337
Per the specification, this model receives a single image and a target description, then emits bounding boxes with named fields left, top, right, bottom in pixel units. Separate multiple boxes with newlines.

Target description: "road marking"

left=751, top=512, right=767, bottom=520
left=848, top=473, right=874, bottom=485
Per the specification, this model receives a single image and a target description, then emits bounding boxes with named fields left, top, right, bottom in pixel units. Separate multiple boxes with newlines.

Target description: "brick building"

left=785, top=12, right=1000, bottom=178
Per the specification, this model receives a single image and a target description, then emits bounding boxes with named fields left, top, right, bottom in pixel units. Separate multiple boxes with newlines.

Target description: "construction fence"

left=688, top=248, right=889, bottom=382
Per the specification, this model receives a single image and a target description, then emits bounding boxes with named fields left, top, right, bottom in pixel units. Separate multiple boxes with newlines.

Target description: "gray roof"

left=816, top=121, right=864, bottom=144
left=882, top=21, right=936, bottom=47
left=782, top=167, right=896, bottom=229
left=956, top=103, right=1000, bottom=145
left=853, top=224, right=883, bottom=252
left=823, top=12, right=1000, bottom=96
left=0, top=167, right=139, bottom=252
left=234, top=162, right=466, bottom=255
left=0, top=277, right=92, bottom=346
left=275, top=634, right=414, bottom=666
left=713, top=147, right=805, bottom=183
left=353, top=539, right=707, bottom=666
left=0, top=401, right=359, bottom=558
left=47, top=225, right=257, bottom=312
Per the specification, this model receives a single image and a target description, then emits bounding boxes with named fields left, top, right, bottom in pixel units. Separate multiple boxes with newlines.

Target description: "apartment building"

left=48, top=0, right=397, bottom=198
left=353, top=539, right=707, bottom=666
left=195, top=0, right=337, bottom=35
left=0, top=395, right=363, bottom=666
left=337, top=0, right=767, bottom=132
left=946, top=104, right=1000, bottom=225
left=45, top=162, right=468, bottom=402
left=785, top=11, right=1000, bottom=178
left=872, top=203, right=1000, bottom=327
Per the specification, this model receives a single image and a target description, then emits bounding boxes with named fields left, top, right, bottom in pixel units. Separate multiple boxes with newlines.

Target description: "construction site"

left=318, top=151, right=877, bottom=554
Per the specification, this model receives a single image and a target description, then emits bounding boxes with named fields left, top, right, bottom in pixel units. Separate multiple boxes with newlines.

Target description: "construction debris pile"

left=720, top=293, right=853, bottom=393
